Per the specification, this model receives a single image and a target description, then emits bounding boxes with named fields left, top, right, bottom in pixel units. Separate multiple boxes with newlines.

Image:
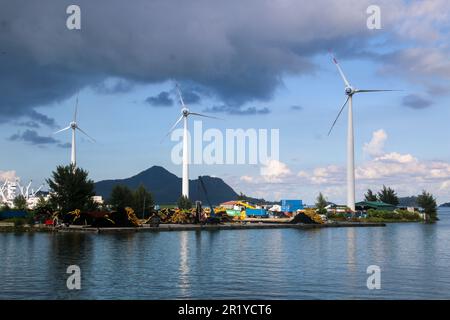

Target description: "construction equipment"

left=198, top=176, right=221, bottom=224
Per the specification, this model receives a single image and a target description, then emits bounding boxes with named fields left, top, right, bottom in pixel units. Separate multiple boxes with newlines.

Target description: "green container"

left=226, top=209, right=241, bottom=217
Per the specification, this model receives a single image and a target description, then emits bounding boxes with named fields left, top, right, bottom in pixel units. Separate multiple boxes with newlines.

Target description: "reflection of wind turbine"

left=54, top=95, right=95, bottom=168
left=328, top=54, right=400, bottom=212
left=164, top=84, right=218, bottom=199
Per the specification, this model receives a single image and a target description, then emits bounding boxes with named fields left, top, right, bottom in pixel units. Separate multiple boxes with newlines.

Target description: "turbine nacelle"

left=70, top=121, right=77, bottom=129
left=182, top=107, right=189, bottom=117
left=345, top=86, right=354, bottom=96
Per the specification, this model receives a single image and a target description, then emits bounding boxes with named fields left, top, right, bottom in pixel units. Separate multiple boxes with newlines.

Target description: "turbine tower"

left=165, top=85, right=218, bottom=199
left=328, top=54, right=399, bottom=212
left=54, top=95, right=95, bottom=169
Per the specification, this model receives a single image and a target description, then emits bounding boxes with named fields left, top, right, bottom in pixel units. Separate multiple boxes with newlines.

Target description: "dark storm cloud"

left=290, top=105, right=303, bottom=111
left=57, top=142, right=71, bottom=149
left=17, top=121, right=40, bottom=129
left=0, top=0, right=389, bottom=123
left=28, top=110, right=58, bottom=128
left=182, top=91, right=201, bottom=105
left=204, top=105, right=270, bottom=115
left=146, top=91, right=174, bottom=107
left=9, top=130, right=60, bottom=146
left=402, top=94, right=433, bottom=110
left=93, top=78, right=135, bottom=94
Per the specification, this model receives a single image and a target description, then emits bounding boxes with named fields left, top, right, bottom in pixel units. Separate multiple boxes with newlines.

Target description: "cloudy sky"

left=1, top=0, right=449, bottom=204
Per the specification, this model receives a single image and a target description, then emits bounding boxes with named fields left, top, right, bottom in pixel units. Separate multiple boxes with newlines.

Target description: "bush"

left=367, top=209, right=397, bottom=220
left=397, top=210, right=420, bottom=221
left=367, top=209, right=420, bottom=221
left=328, top=212, right=347, bottom=221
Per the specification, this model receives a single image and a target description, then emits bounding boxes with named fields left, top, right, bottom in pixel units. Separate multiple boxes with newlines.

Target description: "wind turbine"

left=164, top=85, right=218, bottom=199
left=327, top=54, right=399, bottom=212
left=54, top=96, right=95, bottom=169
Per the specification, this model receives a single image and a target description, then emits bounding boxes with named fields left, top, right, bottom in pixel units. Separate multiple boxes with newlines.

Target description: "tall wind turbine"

left=164, top=85, right=218, bottom=199
left=54, top=96, right=95, bottom=169
left=328, top=54, right=399, bottom=212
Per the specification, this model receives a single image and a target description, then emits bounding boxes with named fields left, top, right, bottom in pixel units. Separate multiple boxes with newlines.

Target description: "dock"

left=55, top=221, right=386, bottom=233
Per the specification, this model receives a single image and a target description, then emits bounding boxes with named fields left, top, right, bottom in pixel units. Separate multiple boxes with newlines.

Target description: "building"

left=91, top=196, right=104, bottom=205
left=355, top=201, right=397, bottom=212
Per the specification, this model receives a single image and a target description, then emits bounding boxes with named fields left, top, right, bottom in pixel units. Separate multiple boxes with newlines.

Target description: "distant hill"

left=94, top=166, right=238, bottom=205
left=398, top=196, right=418, bottom=207
left=439, top=203, right=450, bottom=208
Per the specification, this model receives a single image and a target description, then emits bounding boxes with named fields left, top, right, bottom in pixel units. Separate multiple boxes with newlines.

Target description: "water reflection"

left=1, top=209, right=450, bottom=299
left=346, top=228, right=356, bottom=273
left=178, top=231, right=190, bottom=296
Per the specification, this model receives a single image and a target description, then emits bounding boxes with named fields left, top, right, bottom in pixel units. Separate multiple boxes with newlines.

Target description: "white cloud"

left=260, top=160, right=291, bottom=182
left=297, top=130, right=450, bottom=202
left=363, top=129, right=387, bottom=157
left=240, top=175, right=254, bottom=183
left=0, top=171, right=17, bottom=182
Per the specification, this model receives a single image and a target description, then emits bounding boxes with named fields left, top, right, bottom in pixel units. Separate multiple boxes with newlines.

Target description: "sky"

left=1, top=0, right=450, bottom=204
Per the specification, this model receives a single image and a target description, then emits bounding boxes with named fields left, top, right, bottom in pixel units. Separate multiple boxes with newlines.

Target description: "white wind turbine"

left=328, top=54, right=399, bottom=212
left=54, top=96, right=95, bottom=169
left=164, top=85, right=218, bottom=199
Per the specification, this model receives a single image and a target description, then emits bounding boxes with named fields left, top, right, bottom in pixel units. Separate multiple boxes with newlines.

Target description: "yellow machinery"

left=235, top=201, right=256, bottom=209
left=125, top=207, right=140, bottom=226
left=303, top=209, right=325, bottom=224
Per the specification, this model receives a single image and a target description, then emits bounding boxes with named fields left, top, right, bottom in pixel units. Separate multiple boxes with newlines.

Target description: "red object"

left=45, top=219, right=53, bottom=226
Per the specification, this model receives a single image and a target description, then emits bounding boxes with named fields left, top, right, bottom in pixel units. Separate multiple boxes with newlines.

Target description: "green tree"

left=109, top=185, right=134, bottom=211
left=237, top=192, right=247, bottom=201
left=133, top=184, right=154, bottom=218
left=377, top=185, right=399, bottom=206
left=364, top=189, right=378, bottom=202
left=33, top=196, right=53, bottom=215
left=177, top=195, right=192, bottom=210
left=13, top=195, right=27, bottom=210
left=46, top=164, right=95, bottom=214
left=417, top=190, right=437, bottom=222
left=315, top=192, right=328, bottom=215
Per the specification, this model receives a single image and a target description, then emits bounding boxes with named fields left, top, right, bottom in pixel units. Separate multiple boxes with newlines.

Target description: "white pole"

left=71, top=127, right=76, bottom=168
left=182, top=116, right=189, bottom=198
left=347, top=95, right=356, bottom=212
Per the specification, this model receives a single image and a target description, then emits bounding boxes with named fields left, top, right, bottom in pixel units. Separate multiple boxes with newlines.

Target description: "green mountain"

left=398, top=196, right=418, bottom=207
left=94, top=166, right=238, bottom=205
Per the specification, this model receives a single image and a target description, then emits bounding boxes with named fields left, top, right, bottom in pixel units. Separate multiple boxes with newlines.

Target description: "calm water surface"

left=1, top=209, right=450, bottom=299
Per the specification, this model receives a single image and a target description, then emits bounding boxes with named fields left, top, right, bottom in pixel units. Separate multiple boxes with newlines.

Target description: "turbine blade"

left=161, top=115, right=184, bottom=142
left=189, top=112, right=221, bottom=120
left=74, top=94, right=79, bottom=122
left=355, top=89, right=402, bottom=93
left=76, top=126, right=96, bottom=142
left=176, top=83, right=185, bottom=107
left=328, top=96, right=350, bottom=136
left=331, top=53, right=351, bottom=87
left=53, top=126, right=71, bottom=134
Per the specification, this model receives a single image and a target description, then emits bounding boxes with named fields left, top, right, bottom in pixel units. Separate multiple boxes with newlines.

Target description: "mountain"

left=94, top=166, right=238, bottom=205
left=398, top=196, right=418, bottom=207
left=439, top=203, right=450, bottom=207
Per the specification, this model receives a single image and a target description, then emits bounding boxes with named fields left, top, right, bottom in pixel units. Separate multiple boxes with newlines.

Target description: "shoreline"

left=0, top=221, right=386, bottom=233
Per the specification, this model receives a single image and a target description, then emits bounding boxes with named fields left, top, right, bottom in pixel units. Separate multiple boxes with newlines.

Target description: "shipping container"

left=280, top=200, right=303, bottom=212
left=245, top=208, right=268, bottom=217
left=0, top=210, right=27, bottom=220
left=225, top=209, right=241, bottom=217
